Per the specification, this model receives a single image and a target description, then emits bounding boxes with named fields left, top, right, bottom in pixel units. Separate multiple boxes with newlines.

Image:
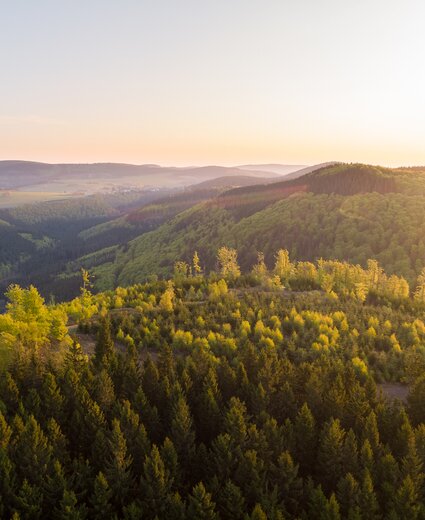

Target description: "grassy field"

left=0, top=190, right=75, bottom=208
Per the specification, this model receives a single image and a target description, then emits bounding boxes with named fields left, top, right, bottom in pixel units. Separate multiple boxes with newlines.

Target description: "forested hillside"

left=3, top=163, right=425, bottom=303
left=2, top=249, right=425, bottom=517
left=0, top=189, right=179, bottom=302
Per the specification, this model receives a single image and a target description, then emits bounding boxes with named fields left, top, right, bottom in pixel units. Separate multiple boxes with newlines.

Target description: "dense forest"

left=2, top=249, right=425, bottom=517
left=0, top=189, right=179, bottom=303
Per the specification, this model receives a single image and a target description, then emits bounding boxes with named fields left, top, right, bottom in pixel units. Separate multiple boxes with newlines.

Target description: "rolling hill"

left=3, top=162, right=425, bottom=302
left=77, top=163, right=425, bottom=290
left=0, top=160, right=281, bottom=193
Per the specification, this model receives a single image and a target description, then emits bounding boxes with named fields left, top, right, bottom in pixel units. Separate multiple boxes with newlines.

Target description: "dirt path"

left=378, top=383, right=409, bottom=403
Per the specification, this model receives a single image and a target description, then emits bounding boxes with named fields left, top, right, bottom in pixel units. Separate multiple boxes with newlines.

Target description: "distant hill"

left=191, top=175, right=277, bottom=190
left=238, top=163, right=306, bottom=175
left=0, top=160, right=279, bottom=191
left=282, top=161, right=340, bottom=180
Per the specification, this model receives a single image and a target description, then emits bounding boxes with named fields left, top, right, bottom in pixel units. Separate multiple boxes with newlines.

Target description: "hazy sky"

left=1, top=1, right=425, bottom=166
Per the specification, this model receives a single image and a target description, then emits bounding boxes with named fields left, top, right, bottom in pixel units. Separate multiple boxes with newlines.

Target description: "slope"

left=83, top=163, right=425, bottom=289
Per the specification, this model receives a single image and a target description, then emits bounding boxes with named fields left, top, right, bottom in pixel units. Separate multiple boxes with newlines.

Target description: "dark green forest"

left=2, top=248, right=425, bottom=518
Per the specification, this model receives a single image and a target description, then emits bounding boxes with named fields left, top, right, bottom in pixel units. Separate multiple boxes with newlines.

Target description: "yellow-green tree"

left=274, top=249, right=293, bottom=281
left=193, top=251, right=202, bottom=276
left=217, top=247, right=240, bottom=279
left=160, top=281, right=175, bottom=312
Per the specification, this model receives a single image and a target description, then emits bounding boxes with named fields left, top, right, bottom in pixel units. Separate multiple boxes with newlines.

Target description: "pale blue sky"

left=1, top=1, right=424, bottom=166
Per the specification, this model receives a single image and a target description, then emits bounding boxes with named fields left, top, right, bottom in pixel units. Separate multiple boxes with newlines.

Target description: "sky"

left=1, top=0, right=425, bottom=167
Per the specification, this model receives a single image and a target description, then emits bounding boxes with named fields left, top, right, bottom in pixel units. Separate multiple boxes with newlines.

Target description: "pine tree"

left=13, top=415, right=53, bottom=487
left=187, top=482, right=218, bottom=520
left=64, top=339, right=88, bottom=373
left=0, top=411, right=12, bottom=449
left=337, top=473, right=360, bottom=518
left=224, top=397, right=248, bottom=447
left=90, top=472, right=113, bottom=519
left=0, top=448, right=14, bottom=518
left=55, top=489, right=87, bottom=520
left=317, top=418, right=346, bottom=491
left=394, top=475, right=420, bottom=519
left=160, top=437, right=180, bottom=489
left=274, top=451, right=302, bottom=512
left=166, top=492, right=186, bottom=520
left=250, top=503, right=268, bottom=520
left=93, top=369, right=115, bottom=413
left=358, top=470, right=379, bottom=520
left=217, top=480, right=245, bottom=520
left=1, top=372, right=20, bottom=411
left=15, top=479, right=43, bottom=519
left=294, top=402, right=316, bottom=472
left=118, top=400, right=150, bottom=477
left=140, top=444, right=173, bottom=517
left=408, top=373, right=425, bottom=426
left=133, top=386, right=162, bottom=443
left=105, top=419, right=133, bottom=509
left=44, top=459, right=67, bottom=510
left=307, top=483, right=336, bottom=520
left=342, top=429, right=359, bottom=476
left=94, top=316, right=115, bottom=368
left=196, top=369, right=222, bottom=443
left=170, top=393, right=195, bottom=477
left=363, top=411, right=380, bottom=454
left=210, top=434, right=236, bottom=482
left=40, top=373, right=64, bottom=421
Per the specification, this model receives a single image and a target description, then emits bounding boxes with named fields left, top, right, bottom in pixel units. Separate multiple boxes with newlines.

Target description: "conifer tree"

left=170, top=394, right=195, bottom=459
left=337, top=473, right=360, bottom=518
left=44, top=459, right=67, bottom=510
left=13, top=415, right=53, bottom=487
left=250, top=503, right=268, bottom=520
left=358, top=470, right=379, bottom=520
left=394, top=475, right=420, bottom=519
left=0, top=412, right=12, bottom=450
left=90, top=472, right=113, bottom=519
left=56, top=489, right=87, bottom=520
left=140, top=444, right=173, bottom=517
left=187, top=482, right=218, bottom=520
left=0, top=448, right=14, bottom=518
left=224, top=397, right=248, bottom=447
left=218, top=480, right=246, bottom=520
left=105, top=419, right=133, bottom=509
left=294, top=402, right=316, bottom=472
left=65, top=339, right=88, bottom=373
left=317, top=418, right=346, bottom=491
left=94, top=316, right=115, bottom=368
left=15, top=479, right=43, bottom=519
